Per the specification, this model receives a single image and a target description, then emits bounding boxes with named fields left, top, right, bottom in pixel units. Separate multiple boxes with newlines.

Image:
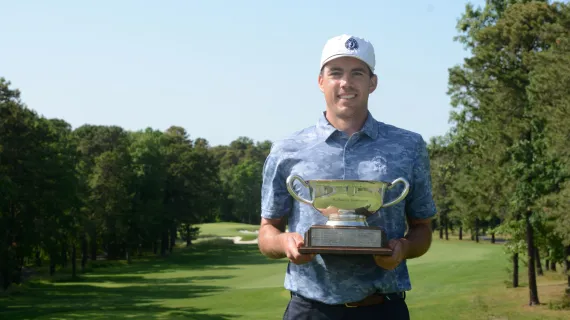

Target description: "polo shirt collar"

left=316, top=111, right=379, bottom=141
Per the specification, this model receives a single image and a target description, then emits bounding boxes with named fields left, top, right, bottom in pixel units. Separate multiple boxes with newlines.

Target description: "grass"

left=196, top=222, right=259, bottom=236
left=405, top=239, right=569, bottom=320
left=1, top=223, right=569, bottom=320
left=195, top=222, right=259, bottom=242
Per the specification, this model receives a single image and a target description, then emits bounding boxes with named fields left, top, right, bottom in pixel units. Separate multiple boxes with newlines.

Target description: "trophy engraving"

left=286, top=175, right=410, bottom=255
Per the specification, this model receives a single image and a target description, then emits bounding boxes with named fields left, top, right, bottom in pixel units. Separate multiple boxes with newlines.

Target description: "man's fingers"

left=291, top=233, right=305, bottom=247
left=372, top=239, right=409, bottom=270
left=374, top=252, right=401, bottom=270
left=388, top=239, right=400, bottom=249
left=285, top=234, right=316, bottom=265
left=286, top=236, right=300, bottom=258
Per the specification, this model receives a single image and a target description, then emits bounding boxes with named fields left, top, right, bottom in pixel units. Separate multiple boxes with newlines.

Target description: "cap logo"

left=345, top=37, right=359, bottom=50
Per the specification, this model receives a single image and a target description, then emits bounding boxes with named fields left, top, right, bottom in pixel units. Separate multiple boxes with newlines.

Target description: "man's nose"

left=340, top=75, right=353, bottom=87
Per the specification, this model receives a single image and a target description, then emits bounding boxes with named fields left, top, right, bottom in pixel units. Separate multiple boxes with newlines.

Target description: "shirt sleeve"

left=405, top=137, right=438, bottom=220
left=260, top=145, right=293, bottom=219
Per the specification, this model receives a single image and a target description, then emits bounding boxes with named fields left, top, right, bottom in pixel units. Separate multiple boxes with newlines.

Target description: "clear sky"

left=1, top=0, right=486, bottom=146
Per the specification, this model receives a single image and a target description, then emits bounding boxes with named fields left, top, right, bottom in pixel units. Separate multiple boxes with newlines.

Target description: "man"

left=258, top=34, right=437, bottom=320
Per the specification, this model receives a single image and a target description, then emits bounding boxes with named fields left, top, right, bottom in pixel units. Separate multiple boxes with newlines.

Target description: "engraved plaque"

left=310, top=228, right=382, bottom=247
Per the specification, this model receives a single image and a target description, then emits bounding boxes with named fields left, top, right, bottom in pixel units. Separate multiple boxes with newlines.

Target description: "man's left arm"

left=374, top=217, right=433, bottom=270
left=374, top=136, right=437, bottom=269
left=400, top=216, right=433, bottom=260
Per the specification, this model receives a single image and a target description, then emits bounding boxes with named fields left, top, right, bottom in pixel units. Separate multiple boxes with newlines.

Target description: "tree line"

left=428, top=0, right=570, bottom=306
left=0, top=77, right=271, bottom=289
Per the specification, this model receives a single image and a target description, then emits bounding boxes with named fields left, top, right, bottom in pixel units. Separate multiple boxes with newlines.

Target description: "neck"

left=325, top=110, right=368, bottom=136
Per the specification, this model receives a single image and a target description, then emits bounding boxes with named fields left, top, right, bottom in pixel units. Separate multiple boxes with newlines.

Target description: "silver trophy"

left=286, top=174, right=410, bottom=255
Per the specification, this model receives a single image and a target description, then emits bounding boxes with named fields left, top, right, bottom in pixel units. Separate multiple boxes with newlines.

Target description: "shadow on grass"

left=85, top=241, right=283, bottom=276
left=0, top=280, right=236, bottom=319
left=0, top=239, right=283, bottom=319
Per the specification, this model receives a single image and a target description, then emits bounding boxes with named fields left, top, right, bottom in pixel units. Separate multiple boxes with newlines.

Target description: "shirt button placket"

left=343, top=133, right=359, bottom=180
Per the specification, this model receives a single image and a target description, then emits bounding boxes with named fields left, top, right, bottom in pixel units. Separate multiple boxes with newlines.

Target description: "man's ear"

left=318, top=73, right=324, bottom=93
left=369, top=74, right=378, bottom=94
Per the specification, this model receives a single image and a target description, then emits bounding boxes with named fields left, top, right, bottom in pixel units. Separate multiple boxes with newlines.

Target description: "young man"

left=258, top=34, right=437, bottom=320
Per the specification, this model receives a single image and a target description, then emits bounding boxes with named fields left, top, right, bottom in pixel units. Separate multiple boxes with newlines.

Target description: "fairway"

left=1, top=223, right=569, bottom=320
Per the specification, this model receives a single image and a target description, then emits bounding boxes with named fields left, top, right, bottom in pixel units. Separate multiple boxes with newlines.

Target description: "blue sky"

left=1, top=0, right=486, bottom=147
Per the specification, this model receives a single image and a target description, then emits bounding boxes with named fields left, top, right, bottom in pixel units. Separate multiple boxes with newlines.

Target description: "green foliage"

left=0, top=77, right=271, bottom=290
left=432, top=0, right=570, bottom=305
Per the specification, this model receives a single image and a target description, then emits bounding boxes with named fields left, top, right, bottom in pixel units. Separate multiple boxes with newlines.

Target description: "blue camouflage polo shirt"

left=260, top=110, right=437, bottom=305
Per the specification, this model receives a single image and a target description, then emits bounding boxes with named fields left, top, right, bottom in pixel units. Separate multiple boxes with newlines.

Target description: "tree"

left=448, top=0, right=569, bottom=305
left=526, top=5, right=570, bottom=290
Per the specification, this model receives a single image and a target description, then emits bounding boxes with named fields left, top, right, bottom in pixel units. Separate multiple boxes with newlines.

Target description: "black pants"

left=283, top=292, right=410, bottom=320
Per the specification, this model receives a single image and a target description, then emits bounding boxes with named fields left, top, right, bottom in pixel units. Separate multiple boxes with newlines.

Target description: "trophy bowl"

left=286, top=174, right=410, bottom=255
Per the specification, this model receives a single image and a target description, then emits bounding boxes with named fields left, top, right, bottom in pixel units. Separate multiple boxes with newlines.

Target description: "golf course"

left=0, top=222, right=568, bottom=320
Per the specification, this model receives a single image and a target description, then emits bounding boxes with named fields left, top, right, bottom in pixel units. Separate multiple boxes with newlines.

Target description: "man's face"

left=318, top=56, right=377, bottom=119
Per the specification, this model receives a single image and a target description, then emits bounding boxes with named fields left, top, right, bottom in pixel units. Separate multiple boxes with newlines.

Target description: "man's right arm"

left=258, top=143, right=315, bottom=264
left=258, top=217, right=315, bottom=264
left=258, top=217, right=287, bottom=259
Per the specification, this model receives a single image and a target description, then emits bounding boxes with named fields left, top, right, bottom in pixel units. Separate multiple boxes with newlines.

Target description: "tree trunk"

left=0, top=269, right=5, bottom=291
left=525, top=211, right=539, bottom=306
left=107, top=234, right=121, bottom=260
left=90, top=236, right=97, bottom=261
left=545, top=259, right=550, bottom=271
left=126, top=243, right=132, bottom=264
left=49, top=255, right=56, bottom=276
left=11, top=256, right=23, bottom=286
left=444, top=215, right=449, bottom=240
left=71, top=245, right=77, bottom=278
left=0, top=256, right=14, bottom=290
left=81, top=235, right=88, bottom=273
left=61, top=242, right=68, bottom=268
left=186, top=225, right=192, bottom=247
left=513, top=253, right=519, bottom=288
left=35, top=250, right=42, bottom=267
left=565, top=246, right=570, bottom=291
left=475, top=219, right=480, bottom=243
left=551, top=260, right=557, bottom=271
left=459, top=226, right=463, bottom=240
left=439, top=222, right=443, bottom=239
left=169, top=224, right=177, bottom=253
left=491, top=233, right=495, bottom=244
left=160, top=230, right=168, bottom=257
left=535, top=247, right=543, bottom=276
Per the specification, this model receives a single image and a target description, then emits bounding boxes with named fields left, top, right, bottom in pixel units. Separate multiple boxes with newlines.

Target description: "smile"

left=339, top=94, right=356, bottom=99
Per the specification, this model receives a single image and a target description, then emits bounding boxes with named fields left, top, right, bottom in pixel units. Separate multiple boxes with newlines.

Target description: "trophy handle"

left=286, top=175, right=313, bottom=205
left=382, top=177, right=410, bottom=208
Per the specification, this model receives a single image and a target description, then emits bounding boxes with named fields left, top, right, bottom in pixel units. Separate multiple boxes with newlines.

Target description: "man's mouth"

left=338, top=94, right=356, bottom=100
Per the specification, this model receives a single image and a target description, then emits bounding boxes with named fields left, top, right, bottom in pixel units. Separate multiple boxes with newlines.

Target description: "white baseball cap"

left=320, top=34, right=376, bottom=73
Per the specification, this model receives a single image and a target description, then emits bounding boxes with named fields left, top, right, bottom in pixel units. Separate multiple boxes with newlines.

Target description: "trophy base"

left=298, top=225, right=392, bottom=256
left=298, top=246, right=393, bottom=255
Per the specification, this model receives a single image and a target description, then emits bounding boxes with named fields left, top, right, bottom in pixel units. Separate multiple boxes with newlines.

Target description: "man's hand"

left=282, top=232, right=316, bottom=265
left=373, top=238, right=409, bottom=270
left=373, top=217, right=433, bottom=270
left=258, top=217, right=315, bottom=264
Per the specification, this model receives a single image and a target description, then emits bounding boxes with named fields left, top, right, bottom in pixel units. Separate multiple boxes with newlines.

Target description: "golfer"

left=258, top=34, right=437, bottom=320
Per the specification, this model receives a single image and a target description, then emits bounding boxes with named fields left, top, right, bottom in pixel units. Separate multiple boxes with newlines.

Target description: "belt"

left=290, top=291, right=406, bottom=308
